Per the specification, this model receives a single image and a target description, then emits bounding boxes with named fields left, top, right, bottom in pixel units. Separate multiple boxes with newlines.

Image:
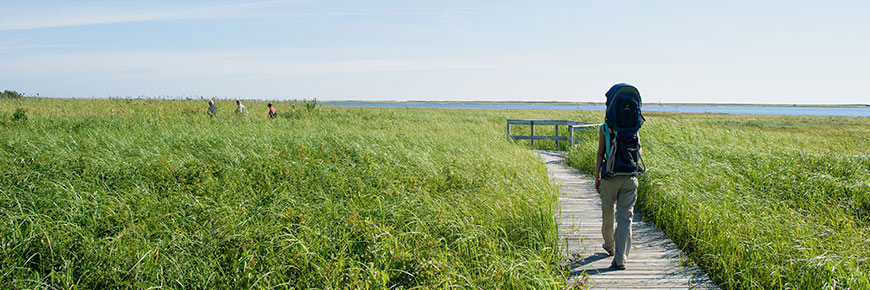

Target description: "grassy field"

left=567, top=112, right=870, bottom=289
left=0, top=98, right=578, bottom=289
left=5, top=97, right=868, bottom=289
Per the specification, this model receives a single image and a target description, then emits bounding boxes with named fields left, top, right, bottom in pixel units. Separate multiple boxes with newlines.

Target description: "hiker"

left=267, top=103, right=277, bottom=119
left=207, top=100, right=217, bottom=117
left=594, top=83, right=646, bottom=270
left=236, top=100, right=248, bottom=116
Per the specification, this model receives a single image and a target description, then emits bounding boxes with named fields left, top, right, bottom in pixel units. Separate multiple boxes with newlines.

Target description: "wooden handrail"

left=506, top=119, right=597, bottom=150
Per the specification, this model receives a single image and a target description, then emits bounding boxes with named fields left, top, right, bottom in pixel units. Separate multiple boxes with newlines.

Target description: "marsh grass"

left=10, top=97, right=863, bottom=289
left=0, top=98, right=576, bottom=289
left=1, top=90, right=26, bottom=99
left=567, top=112, right=870, bottom=289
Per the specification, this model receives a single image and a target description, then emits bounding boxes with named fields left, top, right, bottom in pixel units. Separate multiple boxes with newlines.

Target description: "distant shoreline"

left=318, top=101, right=870, bottom=117
left=320, top=100, right=870, bottom=108
left=15, top=96, right=870, bottom=108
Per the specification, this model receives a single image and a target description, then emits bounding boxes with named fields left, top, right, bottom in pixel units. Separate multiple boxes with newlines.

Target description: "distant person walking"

left=594, top=83, right=646, bottom=270
left=236, top=100, right=248, bottom=116
left=268, top=103, right=277, bottom=119
left=207, top=100, right=217, bottom=117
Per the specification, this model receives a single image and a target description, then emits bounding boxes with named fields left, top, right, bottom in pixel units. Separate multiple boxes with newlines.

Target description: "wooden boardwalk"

left=539, top=151, right=719, bottom=290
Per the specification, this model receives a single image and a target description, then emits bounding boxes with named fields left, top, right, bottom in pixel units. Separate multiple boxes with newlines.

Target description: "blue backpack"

left=601, top=83, right=646, bottom=177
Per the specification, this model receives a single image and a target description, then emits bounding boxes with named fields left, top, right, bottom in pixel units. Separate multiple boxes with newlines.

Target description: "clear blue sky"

left=1, top=0, right=867, bottom=104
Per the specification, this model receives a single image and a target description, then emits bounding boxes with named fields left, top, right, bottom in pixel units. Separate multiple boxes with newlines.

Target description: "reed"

left=0, top=98, right=566, bottom=289
left=567, top=112, right=870, bottom=289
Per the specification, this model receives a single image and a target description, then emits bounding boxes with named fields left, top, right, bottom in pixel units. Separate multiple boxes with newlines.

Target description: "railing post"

left=504, top=120, right=595, bottom=150
left=530, top=121, right=535, bottom=148
left=555, top=125, right=559, bottom=150
left=570, top=126, right=575, bottom=147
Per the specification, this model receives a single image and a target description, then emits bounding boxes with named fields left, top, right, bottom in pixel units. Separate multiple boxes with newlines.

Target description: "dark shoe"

left=610, top=263, right=625, bottom=270
left=602, top=244, right=615, bottom=256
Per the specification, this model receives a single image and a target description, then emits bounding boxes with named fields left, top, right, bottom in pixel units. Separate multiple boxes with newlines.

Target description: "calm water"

left=323, top=102, right=870, bottom=117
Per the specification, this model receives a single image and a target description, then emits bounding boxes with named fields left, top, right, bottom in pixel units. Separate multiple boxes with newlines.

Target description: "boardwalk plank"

left=538, top=151, right=718, bottom=289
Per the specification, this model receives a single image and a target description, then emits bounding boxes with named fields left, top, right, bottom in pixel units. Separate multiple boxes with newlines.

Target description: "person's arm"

left=594, top=127, right=605, bottom=193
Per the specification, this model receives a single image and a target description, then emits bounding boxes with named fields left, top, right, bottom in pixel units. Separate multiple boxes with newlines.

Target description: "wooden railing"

left=507, top=119, right=597, bottom=149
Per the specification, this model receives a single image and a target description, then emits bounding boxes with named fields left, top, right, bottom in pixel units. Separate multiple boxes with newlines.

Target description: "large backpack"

left=601, top=83, right=646, bottom=177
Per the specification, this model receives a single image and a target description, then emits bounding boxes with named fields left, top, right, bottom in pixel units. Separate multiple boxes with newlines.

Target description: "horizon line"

left=15, top=95, right=870, bottom=107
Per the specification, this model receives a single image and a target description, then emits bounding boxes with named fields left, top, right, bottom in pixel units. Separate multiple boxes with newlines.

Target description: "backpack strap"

left=600, top=123, right=610, bottom=159
left=600, top=123, right=619, bottom=178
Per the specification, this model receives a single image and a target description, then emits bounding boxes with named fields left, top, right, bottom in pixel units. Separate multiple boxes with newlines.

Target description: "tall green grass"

left=0, top=98, right=571, bottom=289
left=567, top=112, right=870, bottom=289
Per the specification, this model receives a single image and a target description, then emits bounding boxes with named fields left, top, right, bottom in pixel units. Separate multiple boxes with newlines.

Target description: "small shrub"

left=1, top=90, right=25, bottom=99
left=303, top=98, right=318, bottom=112
left=12, top=108, right=27, bottom=121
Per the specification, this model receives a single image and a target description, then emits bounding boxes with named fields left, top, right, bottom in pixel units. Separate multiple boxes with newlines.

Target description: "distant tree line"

left=1, top=90, right=26, bottom=99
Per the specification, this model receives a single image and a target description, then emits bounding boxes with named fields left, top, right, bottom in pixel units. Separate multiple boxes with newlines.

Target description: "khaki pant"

left=600, top=175, right=638, bottom=265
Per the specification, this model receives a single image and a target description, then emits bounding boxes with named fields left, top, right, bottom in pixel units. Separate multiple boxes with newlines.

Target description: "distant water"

left=323, top=102, right=870, bottom=117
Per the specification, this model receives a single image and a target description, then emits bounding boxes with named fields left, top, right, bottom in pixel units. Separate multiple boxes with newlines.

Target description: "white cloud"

left=0, top=44, right=67, bottom=50
left=0, top=0, right=288, bottom=31
left=0, top=1, right=483, bottom=31
left=0, top=50, right=507, bottom=78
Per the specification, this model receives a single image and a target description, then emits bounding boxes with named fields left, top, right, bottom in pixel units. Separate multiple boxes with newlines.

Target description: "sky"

left=1, top=0, right=868, bottom=104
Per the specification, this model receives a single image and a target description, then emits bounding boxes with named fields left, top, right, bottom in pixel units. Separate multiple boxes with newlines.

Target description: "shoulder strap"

left=600, top=123, right=611, bottom=159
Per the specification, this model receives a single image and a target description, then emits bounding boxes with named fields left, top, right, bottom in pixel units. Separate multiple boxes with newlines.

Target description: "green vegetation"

left=303, top=98, right=319, bottom=112
left=12, top=108, right=27, bottom=121
left=6, top=97, right=865, bottom=289
left=0, top=98, right=567, bottom=289
left=567, top=112, right=870, bottom=289
left=1, top=90, right=26, bottom=99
